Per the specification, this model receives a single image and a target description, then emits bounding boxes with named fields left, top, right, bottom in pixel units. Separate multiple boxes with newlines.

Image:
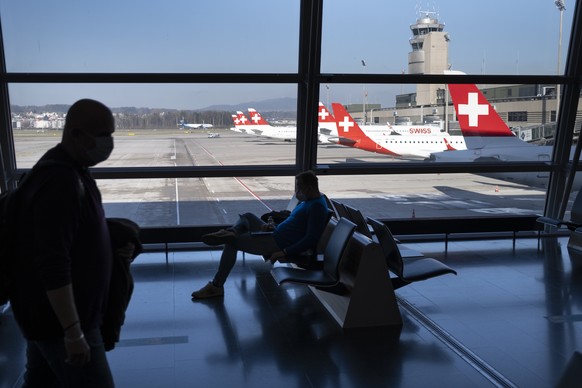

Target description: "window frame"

left=1, top=0, right=582, bottom=221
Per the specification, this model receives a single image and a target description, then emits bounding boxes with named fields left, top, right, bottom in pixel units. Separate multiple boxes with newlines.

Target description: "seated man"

left=192, top=170, right=329, bottom=299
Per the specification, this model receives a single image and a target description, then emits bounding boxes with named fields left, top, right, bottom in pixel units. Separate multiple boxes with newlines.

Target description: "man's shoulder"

left=312, top=195, right=327, bottom=207
left=30, top=161, right=80, bottom=187
left=24, top=155, right=85, bottom=200
left=304, top=196, right=327, bottom=213
left=34, top=147, right=82, bottom=180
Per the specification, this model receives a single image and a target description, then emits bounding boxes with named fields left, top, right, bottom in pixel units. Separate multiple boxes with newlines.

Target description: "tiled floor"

left=2, top=236, right=582, bottom=387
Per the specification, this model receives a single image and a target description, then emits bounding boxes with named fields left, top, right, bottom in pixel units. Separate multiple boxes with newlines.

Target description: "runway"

left=13, top=129, right=551, bottom=227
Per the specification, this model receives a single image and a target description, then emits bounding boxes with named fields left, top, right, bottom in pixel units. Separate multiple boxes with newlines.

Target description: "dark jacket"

left=11, top=144, right=113, bottom=340
left=101, top=218, right=142, bottom=351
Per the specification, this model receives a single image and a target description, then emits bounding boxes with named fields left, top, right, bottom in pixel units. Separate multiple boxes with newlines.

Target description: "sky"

left=0, top=0, right=574, bottom=110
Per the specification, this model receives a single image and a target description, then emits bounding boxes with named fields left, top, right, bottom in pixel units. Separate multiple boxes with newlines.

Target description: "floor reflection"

left=3, top=237, right=581, bottom=387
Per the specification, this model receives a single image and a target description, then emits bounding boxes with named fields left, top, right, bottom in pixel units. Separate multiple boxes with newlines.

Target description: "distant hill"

left=11, top=97, right=298, bottom=115
left=200, top=97, right=297, bottom=112
left=11, top=104, right=71, bottom=114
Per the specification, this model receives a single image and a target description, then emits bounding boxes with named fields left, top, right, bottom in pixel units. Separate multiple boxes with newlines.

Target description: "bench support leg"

left=310, top=242, right=402, bottom=329
left=165, top=243, right=169, bottom=265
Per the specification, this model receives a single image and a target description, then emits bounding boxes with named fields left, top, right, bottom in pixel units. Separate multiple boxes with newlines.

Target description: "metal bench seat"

left=271, top=218, right=356, bottom=288
left=367, top=217, right=457, bottom=289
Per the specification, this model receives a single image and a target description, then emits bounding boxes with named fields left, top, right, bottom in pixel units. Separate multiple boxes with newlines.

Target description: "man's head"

left=61, top=99, right=115, bottom=167
left=295, top=170, right=320, bottom=201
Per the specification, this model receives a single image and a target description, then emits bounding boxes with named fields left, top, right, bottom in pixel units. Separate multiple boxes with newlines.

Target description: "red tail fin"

left=247, top=108, right=270, bottom=126
left=318, top=102, right=336, bottom=123
left=236, top=111, right=250, bottom=126
left=331, top=103, right=398, bottom=156
left=448, top=84, right=514, bottom=137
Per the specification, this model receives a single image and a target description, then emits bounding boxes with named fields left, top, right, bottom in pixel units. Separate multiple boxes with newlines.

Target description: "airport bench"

left=271, top=217, right=356, bottom=288
left=327, top=200, right=456, bottom=287
left=339, top=202, right=424, bottom=258
left=367, top=217, right=457, bottom=289
left=272, top=217, right=403, bottom=329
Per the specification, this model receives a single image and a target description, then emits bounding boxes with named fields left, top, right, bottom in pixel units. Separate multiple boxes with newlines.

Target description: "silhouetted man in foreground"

left=10, top=99, right=116, bottom=387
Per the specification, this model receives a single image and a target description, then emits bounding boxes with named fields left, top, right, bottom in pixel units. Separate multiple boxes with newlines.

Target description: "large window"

left=0, top=1, right=300, bottom=73
left=10, top=83, right=299, bottom=168
left=321, top=1, right=572, bottom=75
left=1, top=0, right=580, bottom=226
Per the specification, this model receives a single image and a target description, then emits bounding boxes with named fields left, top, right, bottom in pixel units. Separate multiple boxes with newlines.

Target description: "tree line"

left=113, top=110, right=233, bottom=129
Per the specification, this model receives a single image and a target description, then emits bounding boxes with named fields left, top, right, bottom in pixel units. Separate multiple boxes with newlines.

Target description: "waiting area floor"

left=2, top=236, right=582, bottom=387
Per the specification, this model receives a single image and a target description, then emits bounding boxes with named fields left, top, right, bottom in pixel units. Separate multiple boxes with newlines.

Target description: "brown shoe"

left=192, top=281, right=224, bottom=299
left=201, top=229, right=236, bottom=246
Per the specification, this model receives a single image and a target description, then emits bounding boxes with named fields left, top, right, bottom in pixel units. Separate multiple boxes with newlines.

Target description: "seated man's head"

left=295, top=171, right=320, bottom=201
left=62, top=99, right=115, bottom=167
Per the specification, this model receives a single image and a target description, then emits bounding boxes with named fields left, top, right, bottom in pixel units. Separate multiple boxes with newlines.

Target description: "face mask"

left=86, top=136, right=114, bottom=165
left=295, top=187, right=306, bottom=202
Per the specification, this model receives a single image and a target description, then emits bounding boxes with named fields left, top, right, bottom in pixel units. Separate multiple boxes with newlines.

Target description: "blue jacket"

left=273, top=195, right=328, bottom=256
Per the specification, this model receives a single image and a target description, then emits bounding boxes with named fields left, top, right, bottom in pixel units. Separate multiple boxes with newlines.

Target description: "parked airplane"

left=330, top=103, right=466, bottom=159
left=232, top=106, right=336, bottom=143
left=319, top=102, right=446, bottom=138
left=178, top=118, right=213, bottom=130
left=230, top=111, right=255, bottom=134
left=427, top=83, right=581, bottom=189
left=230, top=114, right=243, bottom=133
left=245, top=108, right=296, bottom=141
left=318, top=102, right=338, bottom=136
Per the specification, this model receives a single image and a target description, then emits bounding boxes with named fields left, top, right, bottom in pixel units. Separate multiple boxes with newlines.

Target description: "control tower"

left=408, top=11, right=449, bottom=106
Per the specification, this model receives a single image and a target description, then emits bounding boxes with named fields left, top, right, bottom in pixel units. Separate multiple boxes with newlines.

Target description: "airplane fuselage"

left=349, top=133, right=466, bottom=158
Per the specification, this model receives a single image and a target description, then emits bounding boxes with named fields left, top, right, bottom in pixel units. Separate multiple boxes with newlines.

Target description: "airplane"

left=330, top=103, right=466, bottom=159
left=230, top=114, right=243, bottom=133
left=319, top=102, right=447, bottom=138
left=427, top=83, right=582, bottom=189
left=245, top=108, right=297, bottom=141
left=230, top=111, right=255, bottom=134
left=317, top=103, right=343, bottom=143
left=178, top=118, right=213, bottom=130
left=318, top=102, right=338, bottom=136
left=231, top=106, right=337, bottom=143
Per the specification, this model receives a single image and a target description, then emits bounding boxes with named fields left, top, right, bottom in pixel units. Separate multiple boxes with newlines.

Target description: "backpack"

left=0, top=160, right=81, bottom=306
left=0, top=170, right=32, bottom=306
left=101, top=218, right=143, bottom=351
left=0, top=189, right=16, bottom=305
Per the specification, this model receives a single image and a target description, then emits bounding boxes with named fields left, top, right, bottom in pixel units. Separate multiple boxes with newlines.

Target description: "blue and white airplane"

left=178, top=118, right=213, bottom=130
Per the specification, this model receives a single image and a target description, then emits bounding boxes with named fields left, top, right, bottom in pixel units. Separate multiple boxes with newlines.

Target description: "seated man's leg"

left=202, top=213, right=265, bottom=246
left=234, top=233, right=280, bottom=256
left=194, top=213, right=274, bottom=299
left=213, top=233, right=279, bottom=286
left=231, top=212, right=264, bottom=234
